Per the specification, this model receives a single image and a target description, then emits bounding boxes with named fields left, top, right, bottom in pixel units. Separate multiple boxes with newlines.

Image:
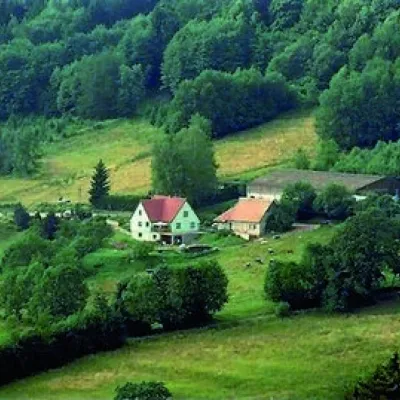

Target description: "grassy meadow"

left=0, top=296, right=399, bottom=399
left=0, top=110, right=316, bottom=205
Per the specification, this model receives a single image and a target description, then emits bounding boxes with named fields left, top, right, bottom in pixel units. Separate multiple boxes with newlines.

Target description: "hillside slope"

left=0, top=110, right=315, bottom=205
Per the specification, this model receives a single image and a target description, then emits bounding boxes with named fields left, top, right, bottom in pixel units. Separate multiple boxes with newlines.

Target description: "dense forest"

left=0, top=0, right=399, bottom=175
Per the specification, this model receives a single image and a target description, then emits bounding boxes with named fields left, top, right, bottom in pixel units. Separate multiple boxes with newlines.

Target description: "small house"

left=247, top=170, right=400, bottom=200
left=130, top=196, right=200, bottom=245
left=214, top=198, right=276, bottom=240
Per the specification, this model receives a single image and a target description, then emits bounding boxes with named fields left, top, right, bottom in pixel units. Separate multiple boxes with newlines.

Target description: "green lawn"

left=0, top=302, right=398, bottom=400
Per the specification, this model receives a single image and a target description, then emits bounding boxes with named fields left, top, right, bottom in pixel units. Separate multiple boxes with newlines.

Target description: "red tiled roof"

left=215, top=198, right=275, bottom=223
left=142, top=196, right=186, bottom=223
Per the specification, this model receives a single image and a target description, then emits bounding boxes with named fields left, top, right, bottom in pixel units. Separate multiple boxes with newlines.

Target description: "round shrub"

left=114, top=381, right=172, bottom=400
left=275, top=302, right=291, bottom=318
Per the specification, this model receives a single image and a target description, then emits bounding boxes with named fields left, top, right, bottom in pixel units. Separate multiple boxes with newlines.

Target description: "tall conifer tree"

left=89, top=159, right=110, bottom=207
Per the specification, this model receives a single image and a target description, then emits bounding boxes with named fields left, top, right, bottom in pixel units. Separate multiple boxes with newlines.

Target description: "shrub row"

left=96, top=194, right=143, bottom=211
left=0, top=310, right=127, bottom=386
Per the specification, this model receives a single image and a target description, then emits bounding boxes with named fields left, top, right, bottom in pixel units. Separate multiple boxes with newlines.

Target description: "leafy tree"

left=317, top=59, right=400, bottom=149
left=114, top=381, right=172, bottom=400
left=152, top=265, right=184, bottom=330
left=293, top=148, right=310, bottom=170
left=32, top=265, right=89, bottom=319
left=0, top=125, right=42, bottom=176
left=313, top=139, right=340, bottom=171
left=89, top=159, right=110, bottom=208
left=269, top=0, right=303, bottom=30
left=325, top=210, right=400, bottom=311
left=13, top=203, right=30, bottom=231
left=265, top=199, right=296, bottom=232
left=152, top=115, right=218, bottom=205
left=313, top=184, right=355, bottom=220
left=162, top=16, right=254, bottom=92
left=356, top=194, right=400, bottom=218
left=177, top=260, right=229, bottom=326
left=0, top=262, right=45, bottom=321
left=117, top=64, right=146, bottom=117
left=333, top=140, right=400, bottom=176
left=119, top=274, right=159, bottom=325
left=265, top=255, right=327, bottom=310
left=282, top=182, right=316, bottom=218
left=129, top=241, right=155, bottom=261
left=1, top=232, right=53, bottom=269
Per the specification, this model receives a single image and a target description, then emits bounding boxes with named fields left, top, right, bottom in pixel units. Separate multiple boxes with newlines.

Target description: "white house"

left=214, top=198, right=276, bottom=240
left=130, top=196, right=200, bottom=244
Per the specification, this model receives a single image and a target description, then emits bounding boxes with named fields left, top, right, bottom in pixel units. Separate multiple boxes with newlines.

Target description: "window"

left=183, top=211, right=189, bottom=218
left=138, top=210, right=142, bottom=216
left=138, top=221, right=142, bottom=227
left=190, top=222, right=196, bottom=229
left=176, top=223, right=181, bottom=230
left=146, top=222, right=149, bottom=227
left=153, top=235, right=157, bottom=240
left=138, top=233, right=142, bottom=238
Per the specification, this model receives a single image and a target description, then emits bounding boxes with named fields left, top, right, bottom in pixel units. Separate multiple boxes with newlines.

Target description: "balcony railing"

left=151, top=223, right=172, bottom=233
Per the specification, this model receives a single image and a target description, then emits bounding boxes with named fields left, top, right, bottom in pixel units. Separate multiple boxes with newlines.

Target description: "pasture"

left=0, top=110, right=316, bottom=205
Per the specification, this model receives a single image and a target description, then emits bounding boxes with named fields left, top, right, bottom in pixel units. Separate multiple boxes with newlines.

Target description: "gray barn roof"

left=248, top=170, right=387, bottom=193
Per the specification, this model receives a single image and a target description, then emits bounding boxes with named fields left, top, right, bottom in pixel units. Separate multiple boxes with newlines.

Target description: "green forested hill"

left=0, top=0, right=399, bottom=177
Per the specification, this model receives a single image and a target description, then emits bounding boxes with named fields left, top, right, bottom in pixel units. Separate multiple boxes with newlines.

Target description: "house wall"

left=215, top=204, right=274, bottom=240
left=130, top=203, right=160, bottom=242
left=170, top=202, right=200, bottom=234
left=247, top=184, right=282, bottom=201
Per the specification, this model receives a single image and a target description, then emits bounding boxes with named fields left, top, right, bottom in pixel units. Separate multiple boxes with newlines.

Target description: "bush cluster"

left=114, top=381, right=172, bottom=400
left=265, top=209, right=400, bottom=312
left=165, top=68, right=296, bottom=138
left=0, top=306, right=126, bottom=386
left=117, top=261, right=229, bottom=330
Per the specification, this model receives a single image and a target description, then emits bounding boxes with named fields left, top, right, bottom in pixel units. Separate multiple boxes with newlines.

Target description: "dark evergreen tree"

left=347, top=352, right=400, bottom=399
left=88, top=159, right=110, bottom=208
left=13, top=203, right=31, bottom=231
left=41, top=212, right=59, bottom=240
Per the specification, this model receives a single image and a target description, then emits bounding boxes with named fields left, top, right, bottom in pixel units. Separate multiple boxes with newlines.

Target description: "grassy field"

left=0, top=110, right=316, bottom=205
left=0, top=300, right=399, bottom=399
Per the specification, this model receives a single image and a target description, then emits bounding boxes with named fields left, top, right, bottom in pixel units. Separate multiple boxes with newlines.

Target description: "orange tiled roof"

left=215, top=198, right=275, bottom=223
